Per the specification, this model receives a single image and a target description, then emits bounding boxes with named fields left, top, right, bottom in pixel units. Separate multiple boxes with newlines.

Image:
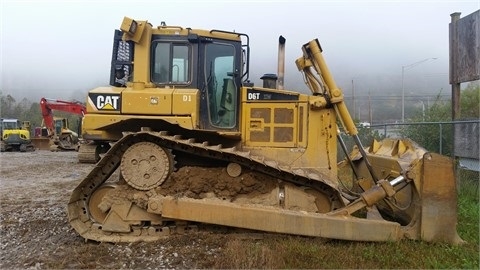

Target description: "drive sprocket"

left=120, top=141, right=173, bottom=191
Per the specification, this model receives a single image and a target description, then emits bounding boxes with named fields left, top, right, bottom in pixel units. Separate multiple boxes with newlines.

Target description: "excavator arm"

left=37, top=98, right=87, bottom=151
left=40, top=97, right=86, bottom=136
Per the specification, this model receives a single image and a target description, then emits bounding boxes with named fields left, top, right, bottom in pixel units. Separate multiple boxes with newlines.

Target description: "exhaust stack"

left=277, top=35, right=286, bottom=90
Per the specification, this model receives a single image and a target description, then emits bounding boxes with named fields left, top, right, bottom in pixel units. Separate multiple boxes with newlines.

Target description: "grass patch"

left=215, top=170, right=479, bottom=269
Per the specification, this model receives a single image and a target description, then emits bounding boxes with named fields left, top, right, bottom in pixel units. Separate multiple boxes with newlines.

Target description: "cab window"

left=152, top=42, right=190, bottom=84
left=2, top=121, right=18, bottom=130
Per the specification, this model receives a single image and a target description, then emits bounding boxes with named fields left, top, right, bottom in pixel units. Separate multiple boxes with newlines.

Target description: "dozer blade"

left=30, top=137, right=52, bottom=150
left=343, top=138, right=463, bottom=244
left=421, top=152, right=463, bottom=244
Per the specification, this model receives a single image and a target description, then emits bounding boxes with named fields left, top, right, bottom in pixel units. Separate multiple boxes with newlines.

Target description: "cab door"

left=198, top=40, right=242, bottom=131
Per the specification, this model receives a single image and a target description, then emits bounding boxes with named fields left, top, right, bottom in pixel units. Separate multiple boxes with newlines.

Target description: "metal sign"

left=449, top=10, right=480, bottom=84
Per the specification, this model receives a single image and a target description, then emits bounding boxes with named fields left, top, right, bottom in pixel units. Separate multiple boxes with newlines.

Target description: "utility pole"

left=401, top=58, right=437, bottom=122
left=368, top=90, right=372, bottom=124
left=450, top=13, right=461, bottom=122
left=351, top=79, right=356, bottom=120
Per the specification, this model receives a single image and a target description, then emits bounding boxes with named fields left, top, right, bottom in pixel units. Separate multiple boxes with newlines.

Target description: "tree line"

left=1, top=82, right=478, bottom=156
left=0, top=93, right=84, bottom=134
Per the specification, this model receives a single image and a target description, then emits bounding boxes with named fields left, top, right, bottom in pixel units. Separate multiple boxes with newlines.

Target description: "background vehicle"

left=0, top=118, right=35, bottom=152
left=32, top=98, right=86, bottom=151
left=68, top=17, right=461, bottom=244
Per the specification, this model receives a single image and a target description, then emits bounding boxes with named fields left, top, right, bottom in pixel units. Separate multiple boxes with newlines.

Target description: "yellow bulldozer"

left=68, top=17, right=462, bottom=244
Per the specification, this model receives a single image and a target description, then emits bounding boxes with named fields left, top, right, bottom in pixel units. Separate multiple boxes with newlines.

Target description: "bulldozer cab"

left=54, top=118, right=68, bottom=135
left=149, top=35, right=241, bottom=130
left=110, top=18, right=248, bottom=132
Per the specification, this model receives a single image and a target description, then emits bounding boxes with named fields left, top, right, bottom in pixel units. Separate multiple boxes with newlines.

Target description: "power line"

left=344, top=95, right=450, bottom=98
left=343, top=95, right=450, bottom=101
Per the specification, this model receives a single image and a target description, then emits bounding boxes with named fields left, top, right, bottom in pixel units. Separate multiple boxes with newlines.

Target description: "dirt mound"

left=159, top=166, right=277, bottom=199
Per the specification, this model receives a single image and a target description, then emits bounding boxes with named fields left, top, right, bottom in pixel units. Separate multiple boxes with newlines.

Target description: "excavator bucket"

left=342, top=138, right=463, bottom=244
left=30, top=137, right=52, bottom=150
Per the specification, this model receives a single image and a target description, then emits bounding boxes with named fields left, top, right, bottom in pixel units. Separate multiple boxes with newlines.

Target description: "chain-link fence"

left=338, top=120, right=480, bottom=171
left=370, top=120, right=479, bottom=155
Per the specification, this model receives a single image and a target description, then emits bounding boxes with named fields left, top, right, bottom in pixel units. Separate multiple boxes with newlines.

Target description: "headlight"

left=121, top=17, right=138, bottom=35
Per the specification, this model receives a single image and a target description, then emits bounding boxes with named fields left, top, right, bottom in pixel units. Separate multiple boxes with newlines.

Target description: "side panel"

left=241, top=87, right=305, bottom=148
left=239, top=87, right=338, bottom=176
left=82, top=114, right=197, bottom=141
left=83, top=87, right=200, bottom=140
left=172, top=89, right=200, bottom=117
left=122, top=89, right=173, bottom=115
left=244, top=103, right=299, bottom=148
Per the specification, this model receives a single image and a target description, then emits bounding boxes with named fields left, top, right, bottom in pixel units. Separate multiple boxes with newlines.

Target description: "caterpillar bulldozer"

left=0, top=118, right=35, bottom=152
left=68, top=17, right=462, bottom=244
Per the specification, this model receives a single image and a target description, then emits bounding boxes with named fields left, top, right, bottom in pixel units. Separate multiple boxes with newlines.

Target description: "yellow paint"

left=122, top=88, right=173, bottom=115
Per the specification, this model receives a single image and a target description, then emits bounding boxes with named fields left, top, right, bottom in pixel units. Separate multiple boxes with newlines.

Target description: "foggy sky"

left=1, top=0, right=479, bottom=103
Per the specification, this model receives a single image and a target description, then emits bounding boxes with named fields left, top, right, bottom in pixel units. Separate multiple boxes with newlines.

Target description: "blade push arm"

left=296, top=39, right=357, bottom=135
left=296, top=39, right=378, bottom=182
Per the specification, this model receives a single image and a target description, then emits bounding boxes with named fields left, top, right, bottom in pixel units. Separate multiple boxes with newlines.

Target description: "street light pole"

left=401, top=66, right=405, bottom=122
left=401, top=57, right=437, bottom=122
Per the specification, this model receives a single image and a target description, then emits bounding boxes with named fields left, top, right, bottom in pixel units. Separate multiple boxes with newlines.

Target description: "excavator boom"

left=40, top=97, right=86, bottom=136
left=32, top=98, right=87, bottom=151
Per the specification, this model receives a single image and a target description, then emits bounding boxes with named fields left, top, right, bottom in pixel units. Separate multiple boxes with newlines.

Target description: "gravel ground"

left=0, top=151, right=227, bottom=269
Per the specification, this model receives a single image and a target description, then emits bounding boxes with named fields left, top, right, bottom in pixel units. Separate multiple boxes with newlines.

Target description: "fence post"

left=439, top=123, right=443, bottom=155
